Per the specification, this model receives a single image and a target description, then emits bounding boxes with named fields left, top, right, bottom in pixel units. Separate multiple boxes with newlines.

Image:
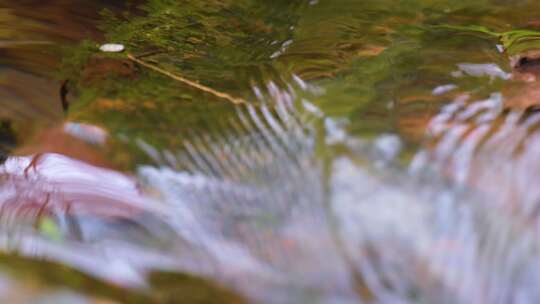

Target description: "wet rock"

left=510, top=49, right=540, bottom=75
left=502, top=48, right=540, bottom=109
left=503, top=83, right=540, bottom=109
left=0, top=121, right=16, bottom=164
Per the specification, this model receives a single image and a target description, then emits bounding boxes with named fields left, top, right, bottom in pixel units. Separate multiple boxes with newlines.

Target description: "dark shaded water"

left=3, top=0, right=540, bottom=303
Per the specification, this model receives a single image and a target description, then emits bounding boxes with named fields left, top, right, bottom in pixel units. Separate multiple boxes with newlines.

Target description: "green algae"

left=59, top=0, right=540, bottom=167
left=431, top=24, right=540, bottom=55
left=60, top=0, right=308, bottom=167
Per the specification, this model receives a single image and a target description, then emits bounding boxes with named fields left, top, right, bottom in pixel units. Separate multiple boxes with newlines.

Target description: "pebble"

left=99, top=43, right=125, bottom=53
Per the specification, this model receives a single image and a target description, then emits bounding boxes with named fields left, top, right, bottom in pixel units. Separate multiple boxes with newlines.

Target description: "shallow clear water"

left=2, top=0, right=540, bottom=303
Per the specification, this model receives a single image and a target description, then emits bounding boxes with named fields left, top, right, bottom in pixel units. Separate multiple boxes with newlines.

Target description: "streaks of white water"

left=63, top=123, right=107, bottom=145
left=6, top=76, right=540, bottom=303
left=432, top=84, right=458, bottom=96
left=427, top=94, right=468, bottom=136
left=451, top=124, right=490, bottom=185
left=373, top=133, right=402, bottom=164
left=455, top=93, right=502, bottom=122
left=325, top=117, right=349, bottom=145
left=455, top=63, right=511, bottom=80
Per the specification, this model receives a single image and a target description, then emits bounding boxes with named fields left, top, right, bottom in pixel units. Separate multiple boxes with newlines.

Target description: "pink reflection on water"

left=0, top=153, right=161, bottom=227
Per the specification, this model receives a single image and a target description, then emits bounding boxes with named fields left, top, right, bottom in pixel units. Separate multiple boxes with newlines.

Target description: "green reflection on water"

left=63, top=0, right=540, bottom=166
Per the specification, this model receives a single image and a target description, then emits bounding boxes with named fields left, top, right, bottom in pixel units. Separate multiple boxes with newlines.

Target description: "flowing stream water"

left=2, top=1, right=540, bottom=303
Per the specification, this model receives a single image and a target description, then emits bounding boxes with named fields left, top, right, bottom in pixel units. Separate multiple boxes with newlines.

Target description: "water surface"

left=2, top=0, right=540, bottom=303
